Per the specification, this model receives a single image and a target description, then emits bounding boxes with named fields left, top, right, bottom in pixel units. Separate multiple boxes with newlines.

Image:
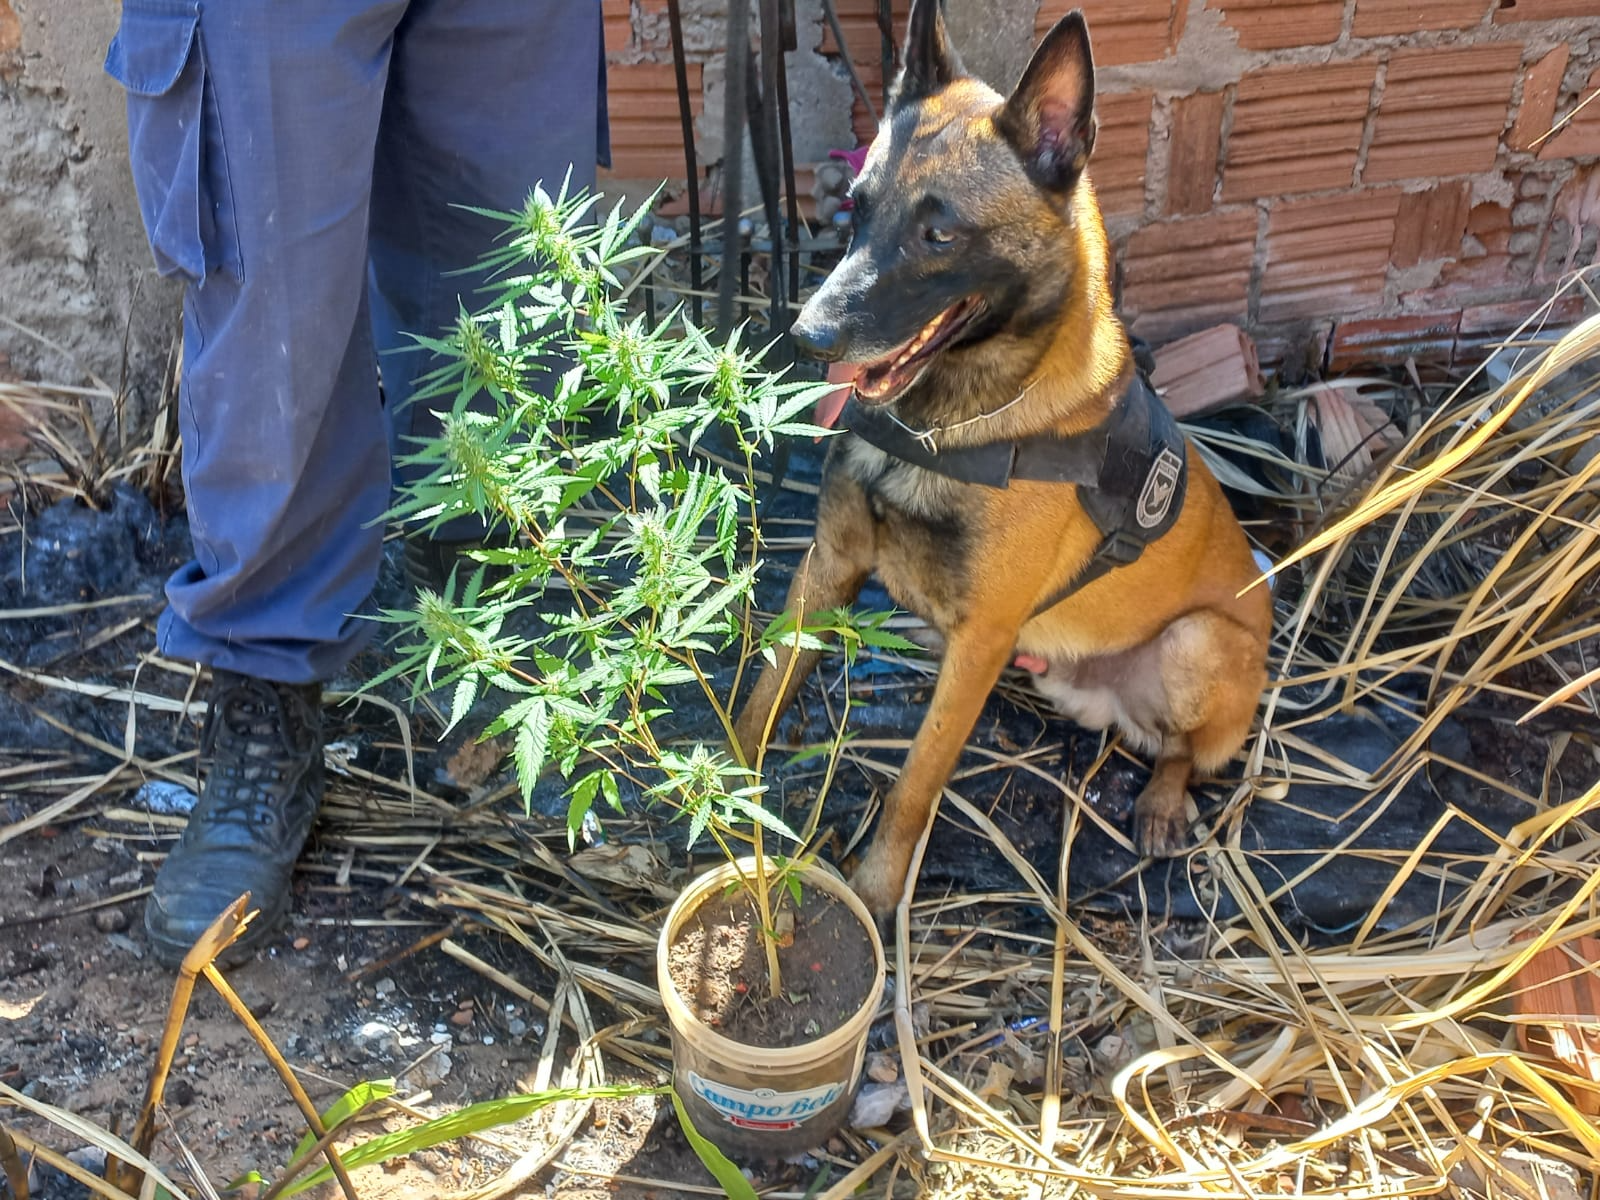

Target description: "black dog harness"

left=840, top=372, right=1188, bottom=614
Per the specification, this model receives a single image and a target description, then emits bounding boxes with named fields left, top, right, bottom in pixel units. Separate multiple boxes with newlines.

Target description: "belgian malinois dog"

left=733, top=0, right=1273, bottom=915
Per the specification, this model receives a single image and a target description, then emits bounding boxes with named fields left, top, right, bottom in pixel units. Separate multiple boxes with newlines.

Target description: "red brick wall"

left=602, top=0, right=1600, bottom=368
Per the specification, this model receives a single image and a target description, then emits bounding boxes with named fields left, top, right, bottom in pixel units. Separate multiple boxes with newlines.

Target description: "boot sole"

left=144, top=887, right=294, bottom=970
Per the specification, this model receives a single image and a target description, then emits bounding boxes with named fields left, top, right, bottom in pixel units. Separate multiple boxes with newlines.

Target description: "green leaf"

left=286, top=1079, right=397, bottom=1170
left=448, top=675, right=479, bottom=734
left=513, top=704, right=551, bottom=804
left=567, top=770, right=603, bottom=848
left=600, top=770, right=623, bottom=814
left=282, top=1084, right=663, bottom=1199
left=686, top=797, right=712, bottom=849
left=670, top=1090, right=759, bottom=1200
left=724, top=793, right=800, bottom=844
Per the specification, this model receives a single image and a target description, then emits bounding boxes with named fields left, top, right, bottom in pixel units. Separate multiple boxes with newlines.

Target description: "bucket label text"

left=686, top=1072, right=847, bottom=1130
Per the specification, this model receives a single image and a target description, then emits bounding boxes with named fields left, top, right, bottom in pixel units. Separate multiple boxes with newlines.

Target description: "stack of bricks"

left=600, top=0, right=1600, bottom=369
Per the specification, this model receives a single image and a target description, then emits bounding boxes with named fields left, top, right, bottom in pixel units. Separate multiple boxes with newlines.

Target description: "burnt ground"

left=2, top=451, right=1598, bottom=1198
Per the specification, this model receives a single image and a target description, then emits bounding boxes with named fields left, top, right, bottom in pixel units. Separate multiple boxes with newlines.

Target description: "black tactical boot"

left=144, top=670, right=325, bottom=966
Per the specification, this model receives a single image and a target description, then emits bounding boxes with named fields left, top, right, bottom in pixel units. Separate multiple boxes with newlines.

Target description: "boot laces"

left=197, top=674, right=321, bottom=830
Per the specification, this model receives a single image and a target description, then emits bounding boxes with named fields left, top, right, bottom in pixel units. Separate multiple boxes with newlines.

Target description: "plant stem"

left=726, top=437, right=764, bottom=722
left=751, top=824, right=783, bottom=1000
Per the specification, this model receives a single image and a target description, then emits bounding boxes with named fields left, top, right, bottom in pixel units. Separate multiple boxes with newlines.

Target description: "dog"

left=732, top=0, right=1273, bottom=916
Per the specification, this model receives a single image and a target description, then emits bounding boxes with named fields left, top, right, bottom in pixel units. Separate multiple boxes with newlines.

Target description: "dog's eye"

left=922, top=224, right=956, bottom=247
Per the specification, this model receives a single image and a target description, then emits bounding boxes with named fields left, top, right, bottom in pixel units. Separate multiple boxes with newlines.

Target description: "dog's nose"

left=790, top=313, right=845, bottom=362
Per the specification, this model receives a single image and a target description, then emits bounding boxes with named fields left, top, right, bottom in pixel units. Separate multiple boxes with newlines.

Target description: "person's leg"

left=148, top=0, right=404, bottom=681
left=105, top=0, right=404, bottom=962
left=369, top=0, right=605, bottom=551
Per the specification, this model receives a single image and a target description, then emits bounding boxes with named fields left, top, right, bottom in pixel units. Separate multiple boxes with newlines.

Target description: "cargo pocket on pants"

left=104, top=0, right=241, bottom=283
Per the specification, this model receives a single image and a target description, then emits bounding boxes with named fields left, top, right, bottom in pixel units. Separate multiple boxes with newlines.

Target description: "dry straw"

left=6, top=268, right=1599, bottom=1197
left=882, top=271, right=1600, bottom=1197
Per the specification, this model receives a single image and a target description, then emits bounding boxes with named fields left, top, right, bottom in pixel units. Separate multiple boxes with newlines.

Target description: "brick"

left=1094, top=91, right=1154, bottom=216
left=1509, top=45, right=1570, bottom=152
left=603, top=0, right=633, bottom=55
left=1165, top=91, right=1226, bottom=216
left=1038, top=0, right=1185, bottom=67
left=1222, top=61, right=1378, bottom=202
left=1459, top=294, right=1587, bottom=336
left=1494, top=0, right=1600, bottom=21
left=1393, top=182, right=1471, bottom=267
left=0, top=0, right=18, bottom=61
left=1149, top=324, right=1263, bottom=416
left=1350, top=0, right=1490, bottom=37
left=1540, top=67, right=1600, bottom=160
left=1436, top=201, right=1518, bottom=288
left=1121, top=209, right=1257, bottom=329
left=1456, top=294, right=1588, bottom=361
left=1364, top=44, right=1521, bottom=183
left=0, top=352, right=25, bottom=454
left=601, top=62, right=704, bottom=182
left=822, top=0, right=909, bottom=145
left=1260, top=190, right=1401, bottom=321
left=1328, top=312, right=1461, bottom=370
left=1206, top=0, right=1343, bottom=50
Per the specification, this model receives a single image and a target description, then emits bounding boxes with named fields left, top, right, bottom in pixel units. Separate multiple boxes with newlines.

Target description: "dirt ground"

left=1, top=760, right=756, bottom=1200
left=3, top=422, right=1597, bottom=1200
left=0, top=492, right=765, bottom=1200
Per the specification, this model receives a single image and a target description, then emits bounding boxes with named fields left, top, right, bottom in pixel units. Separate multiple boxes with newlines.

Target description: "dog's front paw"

left=1133, top=789, right=1192, bottom=859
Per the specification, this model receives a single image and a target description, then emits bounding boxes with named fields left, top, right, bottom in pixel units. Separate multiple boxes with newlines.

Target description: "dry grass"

left=4, top=271, right=1599, bottom=1199
left=879, top=273, right=1600, bottom=1197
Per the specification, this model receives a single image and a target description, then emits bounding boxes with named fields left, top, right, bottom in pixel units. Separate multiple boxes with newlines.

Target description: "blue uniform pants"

left=106, top=0, right=607, bottom=683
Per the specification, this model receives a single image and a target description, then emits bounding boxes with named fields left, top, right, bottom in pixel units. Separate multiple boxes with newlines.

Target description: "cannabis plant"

left=374, top=181, right=906, bottom=995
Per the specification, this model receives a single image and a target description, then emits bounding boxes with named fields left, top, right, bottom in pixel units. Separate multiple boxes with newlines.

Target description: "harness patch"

left=1135, top=446, right=1183, bottom=529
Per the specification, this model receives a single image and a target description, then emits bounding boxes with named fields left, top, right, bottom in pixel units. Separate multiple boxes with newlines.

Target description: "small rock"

left=409, top=1051, right=452, bottom=1088
left=374, top=977, right=396, bottom=998
left=130, top=780, right=198, bottom=816
left=849, top=1081, right=908, bottom=1129
left=1092, top=1033, right=1133, bottom=1074
left=865, top=1051, right=898, bottom=1084
left=105, top=932, right=143, bottom=959
left=352, top=1021, right=402, bottom=1058
left=292, top=936, right=311, bottom=951
left=168, top=1078, right=196, bottom=1107
left=449, top=1009, right=473, bottom=1028
left=430, top=1031, right=453, bottom=1045
left=481, top=1034, right=495, bottom=1046
left=94, top=908, right=129, bottom=933
left=68, top=1145, right=108, bottom=1174
left=507, top=1018, right=528, bottom=1038
left=183, top=1032, right=200, bottom=1049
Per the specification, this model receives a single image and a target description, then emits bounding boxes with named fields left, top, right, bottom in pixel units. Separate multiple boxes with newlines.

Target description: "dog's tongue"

left=817, top=362, right=861, bottom=429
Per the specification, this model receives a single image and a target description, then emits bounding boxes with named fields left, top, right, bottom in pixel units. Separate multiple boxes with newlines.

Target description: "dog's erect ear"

left=997, top=10, right=1097, bottom=194
left=893, top=0, right=964, bottom=106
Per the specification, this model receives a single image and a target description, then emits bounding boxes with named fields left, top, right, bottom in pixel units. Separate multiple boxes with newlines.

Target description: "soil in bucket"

left=665, top=882, right=876, bottom=1047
